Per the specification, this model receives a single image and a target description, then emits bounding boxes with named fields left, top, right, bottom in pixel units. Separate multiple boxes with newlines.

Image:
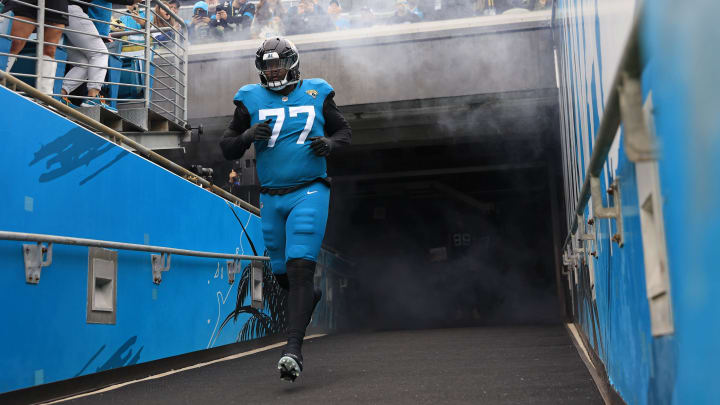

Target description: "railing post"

left=144, top=0, right=152, bottom=109
left=182, top=30, right=188, bottom=123
left=619, top=72, right=658, bottom=162
left=35, top=0, right=46, bottom=90
left=590, top=176, right=624, bottom=246
left=173, top=35, right=181, bottom=124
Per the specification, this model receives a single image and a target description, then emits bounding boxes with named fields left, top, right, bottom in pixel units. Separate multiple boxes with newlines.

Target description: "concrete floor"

left=65, top=325, right=602, bottom=405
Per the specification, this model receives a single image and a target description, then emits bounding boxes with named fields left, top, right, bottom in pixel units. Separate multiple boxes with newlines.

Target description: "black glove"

left=241, top=118, right=272, bottom=144
left=308, top=136, right=334, bottom=156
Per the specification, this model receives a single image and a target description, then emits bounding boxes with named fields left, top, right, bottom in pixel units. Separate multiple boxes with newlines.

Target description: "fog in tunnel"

left=166, top=15, right=564, bottom=332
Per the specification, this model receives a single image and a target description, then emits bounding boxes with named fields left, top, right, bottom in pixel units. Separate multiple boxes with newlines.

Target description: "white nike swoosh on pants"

left=307, top=191, right=318, bottom=195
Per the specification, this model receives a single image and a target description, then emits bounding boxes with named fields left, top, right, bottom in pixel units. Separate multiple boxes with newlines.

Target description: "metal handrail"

left=0, top=0, right=189, bottom=126
left=153, top=0, right=187, bottom=31
left=10, top=72, right=147, bottom=89
left=150, top=77, right=186, bottom=103
left=0, top=53, right=146, bottom=75
left=150, top=99, right=183, bottom=123
left=9, top=0, right=147, bottom=35
left=0, top=231, right=269, bottom=261
left=149, top=88, right=183, bottom=111
left=152, top=35, right=186, bottom=62
left=150, top=47, right=184, bottom=75
left=147, top=7, right=188, bottom=48
left=0, top=70, right=261, bottom=215
left=109, top=26, right=178, bottom=39
left=559, top=12, right=643, bottom=252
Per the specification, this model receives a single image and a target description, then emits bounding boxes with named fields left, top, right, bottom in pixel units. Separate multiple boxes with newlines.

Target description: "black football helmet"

left=255, top=37, right=300, bottom=91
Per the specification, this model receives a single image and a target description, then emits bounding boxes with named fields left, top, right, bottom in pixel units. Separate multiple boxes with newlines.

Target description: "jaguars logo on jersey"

left=306, top=89, right=318, bottom=99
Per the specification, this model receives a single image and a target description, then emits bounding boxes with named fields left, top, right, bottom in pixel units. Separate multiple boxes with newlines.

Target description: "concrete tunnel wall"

left=186, top=11, right=556, bottom=119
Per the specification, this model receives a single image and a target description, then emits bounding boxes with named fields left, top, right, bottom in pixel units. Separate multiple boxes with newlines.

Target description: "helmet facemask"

left=257, top=51, right=299, bottom=91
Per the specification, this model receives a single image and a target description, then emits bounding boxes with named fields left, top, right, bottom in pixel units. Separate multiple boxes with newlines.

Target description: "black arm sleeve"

left=219, top=101, right=252, bottom=160
left=322, top=92, right=352, bottom=147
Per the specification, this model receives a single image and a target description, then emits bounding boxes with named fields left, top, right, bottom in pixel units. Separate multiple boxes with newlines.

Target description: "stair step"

left=115, top=105, right=186, bottom=133
left=74, top=106, right=145, bottom=133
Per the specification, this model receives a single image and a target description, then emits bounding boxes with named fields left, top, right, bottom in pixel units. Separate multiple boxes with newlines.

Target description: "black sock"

left=275, top=273, right=289, bottom=291
left=285, top=258, right=316, bottom=355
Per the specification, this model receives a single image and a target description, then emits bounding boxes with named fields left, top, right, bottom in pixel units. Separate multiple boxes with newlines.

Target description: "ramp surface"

left=64, top=326, right=601, bottom=404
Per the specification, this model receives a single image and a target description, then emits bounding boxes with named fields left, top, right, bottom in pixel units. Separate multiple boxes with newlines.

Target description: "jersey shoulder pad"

left=233, top=84, right=263, bottom=103
left=303, top=78, right=334, bottom=98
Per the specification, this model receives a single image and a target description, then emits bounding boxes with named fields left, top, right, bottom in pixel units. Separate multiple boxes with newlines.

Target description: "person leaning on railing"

left=152, top=0, right=179, bottom=42
left=59, top=0, right=142, bottom=110
left=3, top=0, right=68, bottom=94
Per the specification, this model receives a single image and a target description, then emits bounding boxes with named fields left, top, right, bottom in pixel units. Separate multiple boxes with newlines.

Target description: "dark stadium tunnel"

left=324, top=142, right=564, bottom=330
left=168, top=93, right=567, bottom=332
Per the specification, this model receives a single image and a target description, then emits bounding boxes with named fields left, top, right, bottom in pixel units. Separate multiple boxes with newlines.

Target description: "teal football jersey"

left=233, top=79, right=333, bottom=188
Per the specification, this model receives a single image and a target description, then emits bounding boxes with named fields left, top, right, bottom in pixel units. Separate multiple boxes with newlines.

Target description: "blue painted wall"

left=554, top=2, right=657, bottom=402
left=643, top=1, right=720, bottom=403
left=0, top=85, right=267, bottom=393
left=556, top=0, right=720, bottom=403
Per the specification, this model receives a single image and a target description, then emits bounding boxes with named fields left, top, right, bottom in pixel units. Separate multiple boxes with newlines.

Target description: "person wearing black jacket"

left=285, top=0, right=333, bottom=35
left=211, top=0, right=253, bottom=39
left=209, top=1, right=232, bottom=39
left=228, top=0, right=255, bottom=32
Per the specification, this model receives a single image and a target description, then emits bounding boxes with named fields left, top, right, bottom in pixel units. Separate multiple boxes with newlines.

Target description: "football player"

left=220, top=37, right=351, bottom=382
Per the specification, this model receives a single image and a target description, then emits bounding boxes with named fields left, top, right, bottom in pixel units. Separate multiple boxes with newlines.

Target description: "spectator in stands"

left=440, top=0, right=476, bottom=18
left=285, top=0, right=333, bottom=35
left=532, top=0, right=549, bottom=10
left=503, top=0, right=531, bottom=13
left=352, top=6, right=376, bottom=28
left=327, top=0, right=350, bottom=30
left=390, top=0, right=421, bottom=24
left=59, top=0, right=143, bottom=109
left=310, top=0, right=325, bottom=14
left=415, top=0, right=437, bottom=20
left=115, top=3, right=149, bottom=52
left=251, top=0, right=285, bottom=39
left=408, top=0, right=424, bottom=19
left=227, top=0, right=255, bottom=36
left=210, top=1, right=233, bottom=39
left=120, top=2, right=147, bottom=29
left=205, top=0, right=218, bottom=13
left=187, top=1, right=212, bottom=41
left=473, top=0, right=496, bottom=15
left=153, top=0, right=182, bottom=42
left=4, top=0, right=68, bottom=94
left=224, top=169, right=242, bottom=196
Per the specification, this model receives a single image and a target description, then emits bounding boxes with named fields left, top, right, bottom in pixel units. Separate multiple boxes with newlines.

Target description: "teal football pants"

left=259, top=182, right=330, bottom=274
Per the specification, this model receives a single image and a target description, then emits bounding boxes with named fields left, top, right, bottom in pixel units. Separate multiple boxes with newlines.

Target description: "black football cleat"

left=278, top=351, right=303, bottom=382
